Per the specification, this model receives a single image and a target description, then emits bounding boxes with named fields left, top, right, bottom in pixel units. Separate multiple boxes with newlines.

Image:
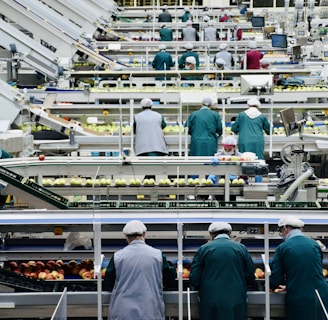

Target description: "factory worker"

left=231, top=97, right=271, bottom=160
left=232, top=20, right=243, bottom=40
left=0, top=148, right=12, bottom=159
left=181, top=6, right=193, bottom=22
left=152, top=44, right=175, bottom=73
left=158, top=5, right=172, bottom=23
left=184, top=56, right=196, bottom=70
left=270, top=217, right=328, bottom=320
left=133, top=98, right=168, bottom=156
left=178, top=42, right=199, bottom=69
left=241, top=41, right=264, bottom=69
left=217, top=135, right=241, bottom=156
left=185, top=97, right=222, bottom=156
left=214, top=58, right=225, bottom=70
left=104, top=220, right=176, bottom=320
left=214, top=43, right=234, bottom=70
left=219, top=11, right=232, bottom=22
left=159, top=24, right=173, bottom=41
left=260, top=58, right=270, bottom=69
left=190, top=221, right=255, bottom=320
left=182, top=20, right=199, bottom=42
left=204, top=20, right=218, bottom=41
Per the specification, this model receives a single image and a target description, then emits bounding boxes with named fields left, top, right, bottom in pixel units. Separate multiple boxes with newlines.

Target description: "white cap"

left=222, top=135, right=237, bottom=146
left=123, top=220, right=147, bottom=235
left=184, top=42, right=193, bottom=50
left=249, top=41, right=257, bottom=49
left=203, top=15, right=210, bottom=22
left=186, top=20, right=193, bottom=25
left=208, top=221, right=232, bottom=233
left=185, top=56, right=196, bottom=65
left=215, top=58, right=225, bottom=66
left=159, top=44, right=166, bottom=50
left=202, top=97, right=213, bottom=106
left=247, top=97, right=261, bottom=107
left=278, top=217, right=304, bottom=228
left=184, top=6, right=190, bottom=11
left=260, top=59, right=270, bottom=66
left=219, top=43, right=228, bottom=50
left=141, top=98, right=153, bottom=108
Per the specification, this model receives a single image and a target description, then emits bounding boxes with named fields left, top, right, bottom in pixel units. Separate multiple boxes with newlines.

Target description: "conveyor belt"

left=0, top=166, right=68, bottom=209
left=0, top=268, right=97, bottom=292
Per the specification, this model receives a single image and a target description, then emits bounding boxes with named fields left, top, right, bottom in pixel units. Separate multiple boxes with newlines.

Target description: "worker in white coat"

left=104, top=220, right=176, bottom=320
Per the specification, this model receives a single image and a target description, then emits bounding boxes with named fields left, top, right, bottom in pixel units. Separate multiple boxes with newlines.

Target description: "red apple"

left=9, top=261, right=18, bottom=269
left=38, top=271, right=47, bottom=280
left=46, top=273, right=54, bottom=280
left=36, top=261, right=45, bottom=268
left=81, top=271, right=94, bottom=279
left=79, top=267, right=88, bottom=277
left=38, top=154, right=45, bottom=161
left=20, top=262, right=29, bottom=271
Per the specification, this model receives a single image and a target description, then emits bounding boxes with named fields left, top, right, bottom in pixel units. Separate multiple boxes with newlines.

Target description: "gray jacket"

left=134, top=109, right=168, bottom=155
left=182, top=26, right=199, bottom=41
left=108, top=240, right=165, bottom=320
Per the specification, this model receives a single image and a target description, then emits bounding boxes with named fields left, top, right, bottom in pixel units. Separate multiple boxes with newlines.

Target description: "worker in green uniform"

left=231, top=97, right=271, bottom=159
left=181, top=7, right=193, bottom=22
left=178, top=42, right=199, bottom=70
left=190, top=221, right=256, bottom=320
left=270, top=217, right=328, bottom=320
left=159, top=24, right=173, bottom=41
left=152, top=44, right=174, bottom=71
left=185, top=97, right=222, bottom=156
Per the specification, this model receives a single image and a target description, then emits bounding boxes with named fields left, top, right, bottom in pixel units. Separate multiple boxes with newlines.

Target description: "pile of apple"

left=3, top=259, right=106, bottom=280
left=218, top=178, right=245, bottom=186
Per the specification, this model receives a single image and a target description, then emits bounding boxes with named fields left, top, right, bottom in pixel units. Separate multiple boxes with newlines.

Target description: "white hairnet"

left=222, top=135, right=237, bottom=146
left=208, top=221, right=232, bottom=233
left=219, top=43, right=228, bottom=50
left=278, top=217, right=304, bottom=228
left=208, top=20, right=213, bottom=25
left=158, top=44, right=166, bottom=50
left=123, top=220, right=147, bottom=235
left=203, top=15, right=210, bottom=22
left=215, top=58, right=225, bottom=65
left=249, top=41, right=257, bottom=49
left=141, top=98, right=153, bottom=108
left=184, top=6, right=190, bottom=11
left=260, top=59, right=270, bottom=66
left=185, top=56, right=196, bottom=65
left=202, top=97, right=213, bottom=106
left=247, top=97, right=261, bottom=107
left=186, top=20, right=193, bottom=25
left=184, top=42, right=193, bottom=50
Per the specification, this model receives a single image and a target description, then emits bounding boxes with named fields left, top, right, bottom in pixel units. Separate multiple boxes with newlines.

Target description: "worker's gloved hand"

left=210, top=157, right=219, bottom=166
left=208, top=175, right=217, bottom=184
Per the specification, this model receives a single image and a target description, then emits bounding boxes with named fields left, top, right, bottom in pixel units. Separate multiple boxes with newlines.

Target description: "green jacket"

left=270, top=231, right=328, bottom=320
left=159, top=27, right=173, bottom=41
left=231, top=111, right=271, bottom=160
left=190, top=234, right=255, bottom=320
left=185, top=107, right=222, bottom=156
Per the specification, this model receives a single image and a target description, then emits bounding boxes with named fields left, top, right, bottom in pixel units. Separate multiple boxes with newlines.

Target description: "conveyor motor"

left=241, top=163, right=269, bottom=176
